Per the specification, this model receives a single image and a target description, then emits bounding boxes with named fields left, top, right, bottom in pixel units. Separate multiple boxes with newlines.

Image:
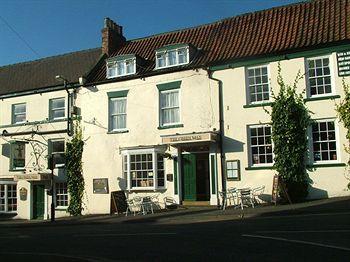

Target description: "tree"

left=268, top=63, right=312, bottom=202
left=66, top=122, right=85, bottom=216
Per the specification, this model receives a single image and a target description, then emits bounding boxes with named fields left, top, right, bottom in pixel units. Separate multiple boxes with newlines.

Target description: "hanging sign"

left=337, top=51, right=350, bottom=76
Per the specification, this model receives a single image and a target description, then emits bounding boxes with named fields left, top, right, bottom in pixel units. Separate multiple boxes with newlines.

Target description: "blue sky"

left=0, top=0, right=301, bottom=66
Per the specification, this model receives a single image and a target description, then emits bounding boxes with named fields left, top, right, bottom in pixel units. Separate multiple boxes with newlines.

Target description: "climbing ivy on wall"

left=66, top=122, right=85, bottom=216
left=268, top=63, right=312, bottom=202
left=335, top=79, right=350, bottom=189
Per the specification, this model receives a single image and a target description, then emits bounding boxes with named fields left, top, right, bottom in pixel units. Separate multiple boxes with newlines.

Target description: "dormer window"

left=106, top=55, right=136, bottom=78
left=156, top=44, right=190, bottom=69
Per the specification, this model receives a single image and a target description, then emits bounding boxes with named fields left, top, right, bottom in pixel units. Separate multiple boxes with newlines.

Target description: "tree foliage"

left=335, top=79, right=350, bottom=189
left=268, top=64, right=312, bottom=202
left=66, top=122, right=85, bottom=216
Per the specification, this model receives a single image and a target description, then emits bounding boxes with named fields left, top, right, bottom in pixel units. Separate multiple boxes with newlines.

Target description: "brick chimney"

left=101, top=17, right=126, bottom=55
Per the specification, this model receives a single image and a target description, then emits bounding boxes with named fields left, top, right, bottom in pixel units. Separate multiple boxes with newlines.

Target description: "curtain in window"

left=111, top=98, right=126, bottom=130
left=161, top=91, right=179, bottom=125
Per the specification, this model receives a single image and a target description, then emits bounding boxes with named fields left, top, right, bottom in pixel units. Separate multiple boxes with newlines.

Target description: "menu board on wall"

left=337, top=51, right=350, bottom=76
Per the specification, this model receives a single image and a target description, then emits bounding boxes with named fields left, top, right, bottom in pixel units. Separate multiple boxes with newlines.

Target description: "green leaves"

left=66, top=122, right=85, bottom=216
left=270, top=63, right=311, bottom=202
left=336, top=79, right=350, bottom=167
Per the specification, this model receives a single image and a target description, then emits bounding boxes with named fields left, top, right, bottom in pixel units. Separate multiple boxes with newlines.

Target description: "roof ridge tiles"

left=125, top=0, right=312, bottom=44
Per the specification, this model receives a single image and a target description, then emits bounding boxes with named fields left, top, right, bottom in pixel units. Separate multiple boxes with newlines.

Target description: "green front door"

left=33, top=185, right=45, bottom=219
left=182, top=154, right=197, bottom=201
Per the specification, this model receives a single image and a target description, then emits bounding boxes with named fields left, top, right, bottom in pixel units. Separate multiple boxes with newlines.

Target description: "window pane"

left=312, top=121, right=337, bottom=162
left=14, top=104, right=26, bottom=114
left=157, top=53, right=166, bottom=67
left=250, top=126, right=273, bottom=165
left=178, top=48, right=188, bottom=64
left=168, top=50, right=177, bottom=65
left=52, top=99, right=65, bottom=109
left=52, top=109, right=65, bottom=119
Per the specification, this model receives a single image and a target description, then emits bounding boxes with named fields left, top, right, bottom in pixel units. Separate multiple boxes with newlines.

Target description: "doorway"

left=182, top=153, right=210, bottom=201
left=33, top=184, right=45, bottom=219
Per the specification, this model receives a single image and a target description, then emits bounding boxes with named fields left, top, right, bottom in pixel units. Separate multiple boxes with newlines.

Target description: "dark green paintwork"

left=33, top=185, right=45, bottom=219
left=107, top=90, right=129, bottom=98
left=182, top=154, right=196, bottom=201
left=210, top=155, right=216, bottom=194
left=156, top=81, right=182, bottom=91
left=174, top=158, right=178, bottom=195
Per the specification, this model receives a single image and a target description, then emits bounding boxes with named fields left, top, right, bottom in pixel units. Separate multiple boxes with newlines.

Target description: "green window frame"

left=9, top=141, right=26, bottom=171
left=226, top=160, right=241, bottom=181
left=12, top=103, right=26, bottom=124
left=107, top=90, right=129, bottom=132
left=48, top=139, right=66, bottom=168
left=49, top=97, right=65, bottom=120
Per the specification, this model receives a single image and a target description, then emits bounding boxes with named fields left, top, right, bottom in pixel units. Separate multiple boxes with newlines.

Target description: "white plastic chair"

left=252, top=185, right=265, bottom=204
left=125, top=199, right=142, bottom=216
left=163, top=197, right=179, bottom=210
left=219, top=191, right=227, bottom=210
left=238, top=188, right=255, bottom=210
left=226, top=188, right=239, bottom=207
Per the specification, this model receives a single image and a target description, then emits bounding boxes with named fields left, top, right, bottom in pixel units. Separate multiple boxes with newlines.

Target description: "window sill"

left=127, top=188, right=166, bottom=192
left=107, top=130, right=129, bottom=134
left=243, top=102, right=274, bottom=108
left=304, top=95, right=340, bottom=102
left=158, top=124, right=184, bottom=130
left=307, top=163, right=347, bottom=168
left=9, top=169, right=25, bottom=172
left=245, top=165, right=275, bottom=170
left=55, top=207, right=68, bottom=211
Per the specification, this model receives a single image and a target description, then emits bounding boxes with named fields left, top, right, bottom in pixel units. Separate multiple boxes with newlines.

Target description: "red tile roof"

left=87, top=0, right=350, bottom=84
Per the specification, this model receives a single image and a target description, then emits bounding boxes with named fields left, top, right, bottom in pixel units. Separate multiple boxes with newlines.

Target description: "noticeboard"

left=337, top=51, right=350, bottom=76
left=111, top=191, right=128, bottom=214
left=93, top=178, right=109, bottom=194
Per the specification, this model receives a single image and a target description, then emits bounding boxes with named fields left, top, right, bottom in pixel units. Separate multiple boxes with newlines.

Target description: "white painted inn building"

left=1, top=0, right=350, bottom=219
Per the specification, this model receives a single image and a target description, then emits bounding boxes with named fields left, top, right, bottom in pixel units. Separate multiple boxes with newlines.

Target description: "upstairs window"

left=48, top=139, right=65, bottom=168
left=109, top=97, right=127, bottom=131
left=10, top=141, right=26, bottom=171
left=306, top=56, right=332, bottom=97
left=247, top=65, right=270, bottom=104
left=106, top=56, right=136, bottom=78
left=160, top=90, right=180, bottom=126
left=49, top=98, right=65, bottom=120
left=156, top=45, right=189, bottom=69
left=12, top=103, right=26, bottom=124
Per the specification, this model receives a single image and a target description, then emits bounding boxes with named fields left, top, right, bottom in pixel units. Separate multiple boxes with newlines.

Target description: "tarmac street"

left=0, top=197, right=350, bottom=261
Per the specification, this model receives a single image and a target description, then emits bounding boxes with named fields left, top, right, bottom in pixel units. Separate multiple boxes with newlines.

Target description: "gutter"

left=206, top=68, right=226, bottom=198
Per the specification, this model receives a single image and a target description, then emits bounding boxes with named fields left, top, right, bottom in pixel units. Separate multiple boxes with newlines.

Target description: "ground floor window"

left=55, top=182, right=68, bottom=207
left=0, top=184, right=17, bottom=212
left=249, top=125, right=273, bottom=166
left=311, top=120, right=338, bottom=162
left=122, top=148, right=166, bottom=190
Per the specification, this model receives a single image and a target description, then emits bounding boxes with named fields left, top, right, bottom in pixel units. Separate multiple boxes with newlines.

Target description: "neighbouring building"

left=0, top=49, right=101, bottom=219
left=1, top=0, right=350, bottom=219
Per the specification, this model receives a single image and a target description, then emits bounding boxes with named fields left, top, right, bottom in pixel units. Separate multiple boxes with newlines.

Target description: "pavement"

left=0, top=196, right=349, bottom=261
left=1, top=196, right=349, bottom=226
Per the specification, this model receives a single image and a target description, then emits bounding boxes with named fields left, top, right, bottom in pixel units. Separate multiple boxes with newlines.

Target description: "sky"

left=0, top=0, right=302, bottom=67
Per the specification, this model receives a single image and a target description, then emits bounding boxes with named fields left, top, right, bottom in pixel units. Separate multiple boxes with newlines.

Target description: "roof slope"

left=0, top=48, right=101, bottom=96
left=88, top=0, right=350, bottom=83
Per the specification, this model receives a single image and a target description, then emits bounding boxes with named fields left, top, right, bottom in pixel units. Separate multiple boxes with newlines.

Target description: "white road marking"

left=252, top=211, right=350, bottom=220
left=74, top=232, right=177, bottom=237
left=0, top=235, right=29, bottom=239
left=242, top=234, right=350, bottom=252
left=256, top=229, right=350, bottom=233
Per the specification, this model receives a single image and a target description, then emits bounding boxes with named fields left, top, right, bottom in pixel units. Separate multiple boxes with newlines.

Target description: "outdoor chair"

left=163, top=196, right=179, bottom=210
left=226, top=188, right=239, bottom=207
left=125, top=199, right=142, bottom=216
left=252, top=185, right=265, bottom=204
left=142, top=196, right=154, bottom=215
left=219, top=191, right=227, bottom=210
left=150, top=194, right=161, bottom=210
left=238, top=188, right=255, bottom=210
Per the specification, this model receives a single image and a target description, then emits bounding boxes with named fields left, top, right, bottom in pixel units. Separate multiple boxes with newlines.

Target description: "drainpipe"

left=55, top=76, right=73, bottom=137
left=206, top=69, right=226, bottom=197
